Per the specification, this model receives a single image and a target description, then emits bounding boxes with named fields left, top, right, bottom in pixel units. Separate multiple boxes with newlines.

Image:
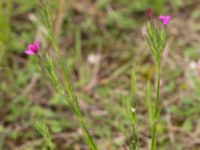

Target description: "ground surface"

left=0, top=0, right=200, bottom=150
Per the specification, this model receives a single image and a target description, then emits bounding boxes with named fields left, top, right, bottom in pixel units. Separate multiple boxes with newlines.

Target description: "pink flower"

left=25, top=41, right=40, bottom=55
left=159, top=15, right=171, bottom=26
left=147, top=8, right=153, bottom=19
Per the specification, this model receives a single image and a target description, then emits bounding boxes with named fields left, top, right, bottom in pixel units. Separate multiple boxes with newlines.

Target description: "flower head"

left=147, top=8, right=153, bottom=19
left=159, top=15, right=171, bottom=26
left=25, top=41, right=40, bottom=55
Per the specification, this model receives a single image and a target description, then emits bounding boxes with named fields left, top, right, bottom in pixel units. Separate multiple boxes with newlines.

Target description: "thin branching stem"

left=151, top=63, right=161, bottom=150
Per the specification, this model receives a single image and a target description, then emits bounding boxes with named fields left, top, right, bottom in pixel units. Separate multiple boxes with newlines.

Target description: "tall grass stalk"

left=38, top=0, right=98, bottom=149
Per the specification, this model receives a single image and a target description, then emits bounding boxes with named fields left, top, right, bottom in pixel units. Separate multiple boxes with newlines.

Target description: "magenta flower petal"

left=159, top=16, right=165, bottom=20
left=34, top=41, right=40, bottom=49
left=159, top=15, right=171, bottom=26
left=25, top=49, right=35, bottom=55
left=28, top=45, right=35, bottom=50
left=25, top=41, right=40, bottom=55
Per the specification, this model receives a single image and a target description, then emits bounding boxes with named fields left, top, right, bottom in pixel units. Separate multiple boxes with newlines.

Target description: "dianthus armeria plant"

left=25, top=0, right=98, bottom=149
left=145, top=9, right=171, bottom=150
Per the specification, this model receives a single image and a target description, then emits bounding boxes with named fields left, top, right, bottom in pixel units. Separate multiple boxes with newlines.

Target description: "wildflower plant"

left=25, top=0, right=98, bottom=149
left=145, top=12, right=171, bottom=150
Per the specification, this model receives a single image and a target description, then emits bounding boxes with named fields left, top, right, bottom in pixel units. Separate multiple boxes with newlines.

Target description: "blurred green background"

left=0, top=0, right=200, bottom=149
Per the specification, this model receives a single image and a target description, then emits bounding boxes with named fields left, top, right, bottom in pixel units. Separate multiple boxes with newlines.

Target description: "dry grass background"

left=0, top=0, right=200, bottom=149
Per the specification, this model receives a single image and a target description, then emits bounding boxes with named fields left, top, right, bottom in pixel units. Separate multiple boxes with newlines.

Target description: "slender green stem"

left=131, top=121, right=138, bottom=150
left=151, top=122, right=157, bottom=150
left=150, top=63, right=161, bottom=150
left=129, top=97, right=138, bottom=150
left=48, top=139, right=54, bottom=150
left=79, top=117, right=99, bottom=150
left=53, top=44, right=98, bottom=150
left=49, top=22, right=98, bottom=150
left=130, top=69, right=138, bottom=150
left=154, top=63, right=161, bottom=120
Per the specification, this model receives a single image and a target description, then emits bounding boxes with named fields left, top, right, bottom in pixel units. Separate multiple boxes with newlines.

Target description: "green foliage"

left=49, top=94, right=68, bottom=106
left=7, top=97, right=31, bottom=122
left=148, top=0, right=165, bottom=13
left=44, top=54, right=64, bottom=94
left=35, top=120, right=54, bottom=150
left=0, top=0, right=12, bottom=65
left=146, top=22, right=167, bottom=67
left=75, top=28, right=82, bottom=63
left=128, top=69, right=138, bottom=150
left=106, top=11, right=137, bottom=30
left=0, top=0, right=11, bottom=43
left=14, top=0, right=36, bottom=15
